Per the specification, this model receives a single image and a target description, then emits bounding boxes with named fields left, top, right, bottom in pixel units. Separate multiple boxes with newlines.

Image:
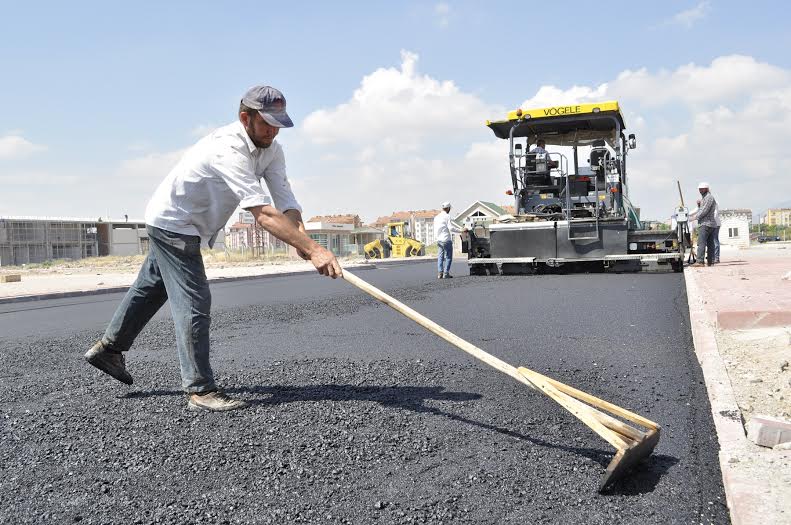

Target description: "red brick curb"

left=684, top=269, right=781, bottom=525
left=717, top=310, right=791, bottom=330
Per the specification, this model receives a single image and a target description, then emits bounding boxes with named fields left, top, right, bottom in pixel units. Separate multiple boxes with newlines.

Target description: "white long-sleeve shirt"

left=145, top=121, right=301, bottom=247
left=433, top=210, right=461, bottom=243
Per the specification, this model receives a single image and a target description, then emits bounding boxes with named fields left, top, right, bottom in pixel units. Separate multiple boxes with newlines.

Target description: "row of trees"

left=750, top=223, right=790, bottom=239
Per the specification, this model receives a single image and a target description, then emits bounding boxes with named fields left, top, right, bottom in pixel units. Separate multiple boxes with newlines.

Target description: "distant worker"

left=84, top=85, right=341, bottom=412
left=713, top=201, right=721, bottom=264
left=434, top=202, right=461, bottom=279
left=690, top=193, right=721, bottom=264
left=690, top=182, right=718, bottom=267
left=530, top=138, right=559, bottom=169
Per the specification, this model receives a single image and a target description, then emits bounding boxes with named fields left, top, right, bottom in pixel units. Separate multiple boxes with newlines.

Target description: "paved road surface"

left=1, top=261, right=729, bottom=524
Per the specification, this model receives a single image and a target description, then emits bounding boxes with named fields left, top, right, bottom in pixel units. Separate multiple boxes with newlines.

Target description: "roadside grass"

left=202, top=249, right=293, bottom=265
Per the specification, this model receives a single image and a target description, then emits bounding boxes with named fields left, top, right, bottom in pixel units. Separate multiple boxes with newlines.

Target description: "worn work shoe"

left=437, top=273, right=444, bottom=279
left=187, top=390, right=249, bottom=412
left=84, top=341, right=133, bottom=385
left=443, top=273, right=453, bottom=279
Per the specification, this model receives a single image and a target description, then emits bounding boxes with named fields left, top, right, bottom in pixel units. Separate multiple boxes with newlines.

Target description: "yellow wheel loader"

left=364, top=221, right=425, bottom=259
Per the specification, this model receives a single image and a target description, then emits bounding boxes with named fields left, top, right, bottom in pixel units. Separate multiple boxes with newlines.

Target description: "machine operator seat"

left=524, top=153, right=552, bottom=187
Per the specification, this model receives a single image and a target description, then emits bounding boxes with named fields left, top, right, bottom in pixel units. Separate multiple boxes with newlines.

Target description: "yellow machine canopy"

left=486, top=101, right=626, bottom=146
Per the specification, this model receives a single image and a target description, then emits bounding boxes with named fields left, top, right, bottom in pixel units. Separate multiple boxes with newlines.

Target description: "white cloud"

left=435, top=2, right=450, bottom=28
left=113, top=149, right=186, bottom=199
left=294, top=51, right=507, bottom=220
left=514, top=57, right=791, bottom=219
left=116, top=149, right=186, bottom=183
left=126, top=141, right=152, bottom=152
left=290, top=138, right=510, bottom=220
left=611, top=55, right=790, bottom=107
left=0, top=171, right=81, bottom=185
left=191, top=124, right=220, bottom=137
left=302, top=50, right=499, bottom=150
left=49, top=148, right=188, bottom=219
left=43, top=53, right=781, bottom=225
left=291, top=53, right=791, bottom=223
left=0, top=134, right=46, bottom=159
left=521, top=84, right=609, bottom=109
left=520, top=56, right=790, bottom=110
left=672, top=1, right=710, bottom=28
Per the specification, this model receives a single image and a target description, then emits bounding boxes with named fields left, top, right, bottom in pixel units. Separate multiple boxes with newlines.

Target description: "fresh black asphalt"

left=0, top=261, right=729, bottom=524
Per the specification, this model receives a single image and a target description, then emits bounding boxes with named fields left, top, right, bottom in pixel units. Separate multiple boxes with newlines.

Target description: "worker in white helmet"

left=690, top=182, right=718, bottom=266
left=433, top=202, right=461, bottom=279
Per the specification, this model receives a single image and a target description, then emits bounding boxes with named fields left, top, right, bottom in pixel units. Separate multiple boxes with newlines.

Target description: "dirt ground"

left=0, top=250, right=314, bottom=275
left=714, top=325, right=791, bottom=520
left=0, top=252, right=368, bottom=277
left=716, top=326, right=791, bottom=421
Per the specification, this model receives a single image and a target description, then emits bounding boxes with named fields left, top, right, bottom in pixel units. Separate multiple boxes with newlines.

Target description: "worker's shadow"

left=230, top=383, right=676, bottom=495
left=122, top=384, right=674, bottom=494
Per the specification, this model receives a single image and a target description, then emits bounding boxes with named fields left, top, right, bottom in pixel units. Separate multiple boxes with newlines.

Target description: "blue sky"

left=2, top=1, right=790, bottom=222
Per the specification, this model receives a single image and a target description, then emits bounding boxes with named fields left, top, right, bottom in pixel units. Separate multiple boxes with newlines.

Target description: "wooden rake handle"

left=342, top=270, right=657, bottom=450
left=342, top=270, right=537, bottom=389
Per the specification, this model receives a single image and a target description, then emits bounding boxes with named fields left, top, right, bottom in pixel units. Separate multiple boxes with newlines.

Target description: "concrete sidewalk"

left=685, top=244, right=791, bottom=525
left=0, top=256, right=435, bottom=304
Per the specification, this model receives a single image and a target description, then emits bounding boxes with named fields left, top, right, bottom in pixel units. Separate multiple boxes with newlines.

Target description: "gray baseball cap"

left=241, top=85, right=294, bottom=128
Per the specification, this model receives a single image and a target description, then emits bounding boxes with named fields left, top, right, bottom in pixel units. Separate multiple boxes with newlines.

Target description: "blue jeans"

left=102, top=226, right=215, bottom=393
left=697, top=225, right=716, bottom=265
left=713, top=226, right=720, bottom=261
left=437, top=240, right=453, bottom=274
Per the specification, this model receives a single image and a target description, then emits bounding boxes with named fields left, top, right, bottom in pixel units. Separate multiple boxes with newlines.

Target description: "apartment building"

left=765, top=208, right=791, bottom=226
left=226, top=211, right=287, bottom=255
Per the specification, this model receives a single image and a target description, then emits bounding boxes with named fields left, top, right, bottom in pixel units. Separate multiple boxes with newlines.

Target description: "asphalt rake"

left=342, top=269, right=661, bottom=492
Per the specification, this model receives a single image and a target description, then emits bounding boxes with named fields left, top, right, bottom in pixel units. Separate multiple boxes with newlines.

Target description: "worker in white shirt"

left=85, top=85, right=341, bottom=412
left=433, top=202, right=462, bottom=279
left=713, top=202, right=721, bottom=264
left=689, top=182, right=718, bottom=266
left=689, top=188, right=721, bottom=265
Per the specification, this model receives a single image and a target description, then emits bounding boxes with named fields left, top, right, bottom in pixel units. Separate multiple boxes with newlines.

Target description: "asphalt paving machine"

left=465, top=101, right=688, bottom=274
